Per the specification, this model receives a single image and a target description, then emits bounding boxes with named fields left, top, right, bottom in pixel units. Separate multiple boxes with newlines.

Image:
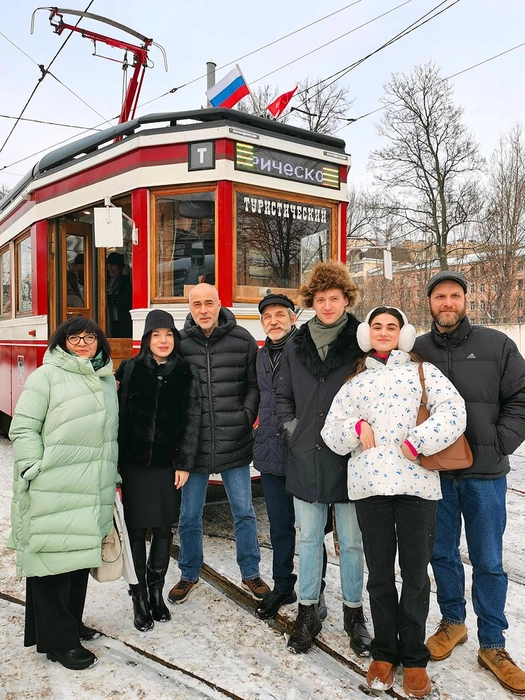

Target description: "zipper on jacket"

left=205, top=340, right=215, bottom=471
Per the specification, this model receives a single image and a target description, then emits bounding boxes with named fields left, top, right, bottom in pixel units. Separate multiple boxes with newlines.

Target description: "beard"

left=431, top=305, right=466, bottom=329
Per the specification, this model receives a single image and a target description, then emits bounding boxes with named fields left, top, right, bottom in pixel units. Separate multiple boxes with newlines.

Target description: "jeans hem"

left=479, top=644, right=506, bottom=650
left=342, top=600, right=363, bottom=609
left=299, top=599, right=318, bottom=607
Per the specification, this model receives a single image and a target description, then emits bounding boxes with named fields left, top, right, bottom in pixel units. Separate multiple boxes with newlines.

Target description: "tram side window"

left=16, top=235, right=32, bottom=315
left=0, top=248, right=10, bottom=316
left=154, top=191, right=215, bottom=299
left=235, top=191, right=333, bottom=299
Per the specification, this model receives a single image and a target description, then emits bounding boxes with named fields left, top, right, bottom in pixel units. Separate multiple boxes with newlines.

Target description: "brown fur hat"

left=298, top=260, right=359, bottom=309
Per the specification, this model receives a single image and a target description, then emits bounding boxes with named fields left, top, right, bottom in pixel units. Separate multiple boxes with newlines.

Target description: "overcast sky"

left=1, top=0, right=524, bottom=193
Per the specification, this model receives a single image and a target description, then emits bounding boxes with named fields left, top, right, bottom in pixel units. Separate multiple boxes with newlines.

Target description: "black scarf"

left=266, top=326, right=297, bottom=375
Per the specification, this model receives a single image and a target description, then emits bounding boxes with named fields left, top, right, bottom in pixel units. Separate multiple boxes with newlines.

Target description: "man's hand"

left=175, top=471, right=190, bottom=489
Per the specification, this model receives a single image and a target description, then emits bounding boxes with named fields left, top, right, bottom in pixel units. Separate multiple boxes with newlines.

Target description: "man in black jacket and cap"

left=167, top=283, right=270, bottom=604
left=414, top=270, right=525, bottom=695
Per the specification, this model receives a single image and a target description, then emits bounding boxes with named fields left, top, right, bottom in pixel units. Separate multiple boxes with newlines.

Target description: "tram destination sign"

left=235, top=143, right=340, bottom=190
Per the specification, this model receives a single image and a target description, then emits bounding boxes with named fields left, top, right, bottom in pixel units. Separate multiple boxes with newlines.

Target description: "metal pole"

left=206, top=61, right=216, bottom=107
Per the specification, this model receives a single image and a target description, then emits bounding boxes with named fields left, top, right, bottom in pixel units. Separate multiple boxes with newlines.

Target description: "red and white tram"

left=0, top=108, right=350, bottom=420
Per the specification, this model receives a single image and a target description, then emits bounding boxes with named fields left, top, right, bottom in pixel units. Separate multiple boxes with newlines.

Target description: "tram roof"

left=0, top=108, right=348, bottom=214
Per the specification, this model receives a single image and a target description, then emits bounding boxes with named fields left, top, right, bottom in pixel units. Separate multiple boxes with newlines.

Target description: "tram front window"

left=155, top=191, right=215, bottom=298
left=235, top=191, right=333, bottom=299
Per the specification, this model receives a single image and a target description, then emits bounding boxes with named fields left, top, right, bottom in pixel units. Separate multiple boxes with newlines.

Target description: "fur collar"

left=294, top=313, right=362, bottom=379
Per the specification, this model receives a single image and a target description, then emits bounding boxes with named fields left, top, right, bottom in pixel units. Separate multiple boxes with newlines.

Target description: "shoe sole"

left=403, top=679, right=432, bottom=697
left=46, top=652, right=98, bottom=670
left=167, top=580, right=199, bottom=604
left=477, top=655, right=525, bottom=695
left=428, top=632, right=468, bottom=661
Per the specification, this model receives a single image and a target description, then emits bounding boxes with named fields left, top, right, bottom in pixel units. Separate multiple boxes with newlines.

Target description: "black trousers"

left=25, top=569, right=89, bottom=653
left=355, top=495, right=437, bottom=667
left=260, top=472, right=329, bottom=595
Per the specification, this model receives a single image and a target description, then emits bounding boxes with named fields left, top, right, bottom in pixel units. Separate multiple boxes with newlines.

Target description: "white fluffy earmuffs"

left=357, top=307, right=416, bottom=353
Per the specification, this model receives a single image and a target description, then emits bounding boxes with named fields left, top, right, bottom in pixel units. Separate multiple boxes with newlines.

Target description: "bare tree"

left=290, top=78, right=353, bottom=135
left=370, top=62, right=483, bottom=269
left=478, top=123, right=525, bottom=322
left=0, top=184, right=9, bottom=201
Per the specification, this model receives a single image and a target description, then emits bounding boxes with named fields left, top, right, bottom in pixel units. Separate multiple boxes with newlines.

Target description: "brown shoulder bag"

left=416, top=364, right=473, bottom=471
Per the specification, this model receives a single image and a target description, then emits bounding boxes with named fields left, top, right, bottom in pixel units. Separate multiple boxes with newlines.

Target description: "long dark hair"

left=135, top=331, right=180, bottom=362
left=48, top=317, right=111, bottom=365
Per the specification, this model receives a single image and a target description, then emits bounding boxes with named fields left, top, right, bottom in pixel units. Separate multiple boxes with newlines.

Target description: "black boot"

left=129, top=539, right=154, bottom=632
left=287, top=604, right=322, bottom=654
left=147, top=537, right=172, bottom=622
left=343, top=605, right=372, bottom=656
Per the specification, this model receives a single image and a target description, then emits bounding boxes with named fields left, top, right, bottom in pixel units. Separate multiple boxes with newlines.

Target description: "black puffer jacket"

left=116, top=352, right=201, bottom=472
left=275, top=314, right=362, bottom=503
left=414, top=316, right=525, bottom=479
left=180, top=307, right=259, bottom=474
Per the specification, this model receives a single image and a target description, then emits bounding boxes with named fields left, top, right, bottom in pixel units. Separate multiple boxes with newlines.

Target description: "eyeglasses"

left=66, top=334, right=97, bottom=345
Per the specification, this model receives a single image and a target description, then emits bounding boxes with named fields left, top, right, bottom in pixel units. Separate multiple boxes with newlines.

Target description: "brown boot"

left=403, top=668, right=431, bottom=698
left=426, top=620, right=468, bottom=661
left=366, top=661, right=395, bottom=691
left=478, top=648, right=525, bottom=695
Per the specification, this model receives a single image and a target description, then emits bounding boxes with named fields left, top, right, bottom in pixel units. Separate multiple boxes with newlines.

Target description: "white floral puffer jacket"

left=321, top=351, right=467, bottom=501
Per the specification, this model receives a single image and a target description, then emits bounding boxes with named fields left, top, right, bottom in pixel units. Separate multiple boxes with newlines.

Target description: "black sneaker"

left=242, top=577, right=271, bottom=600
left=167, top=579, right=199, bottom=604
left=46, top=646, right=98, bottom=670
left=256, top=589, right=297, bottom=619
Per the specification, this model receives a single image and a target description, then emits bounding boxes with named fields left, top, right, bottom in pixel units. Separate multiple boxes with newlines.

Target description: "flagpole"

left=237, top=63, right=263, bottom=117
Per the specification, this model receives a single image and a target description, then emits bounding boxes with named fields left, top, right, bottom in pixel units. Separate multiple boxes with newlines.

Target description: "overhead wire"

left=0, top=114, right=102, bottom=131
left=0, top=0, right=98, bottom=155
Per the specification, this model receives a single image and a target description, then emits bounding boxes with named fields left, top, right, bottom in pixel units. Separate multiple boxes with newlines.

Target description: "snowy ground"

left=1, top=435, right=524, bottom=700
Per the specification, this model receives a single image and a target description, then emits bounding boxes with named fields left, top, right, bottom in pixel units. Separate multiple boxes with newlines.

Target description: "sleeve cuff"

left=404, top=439, right=418, bottom=457
left=355, top=419, right=364, bottom=437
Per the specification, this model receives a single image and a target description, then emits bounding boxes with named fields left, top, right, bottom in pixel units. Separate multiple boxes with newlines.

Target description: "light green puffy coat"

left=8, top=345, right=119, bottom=578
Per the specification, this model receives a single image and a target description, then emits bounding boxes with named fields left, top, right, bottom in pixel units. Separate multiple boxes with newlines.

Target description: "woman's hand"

left=359, top=421, right=376, bottom=450
left=401, top=442, right=418, bottom=461
left=175, top=471, right=190, bottom=489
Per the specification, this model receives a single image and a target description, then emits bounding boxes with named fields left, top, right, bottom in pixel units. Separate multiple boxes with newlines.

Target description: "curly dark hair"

left=48, top=317, right=111, bottom=365
left=298, top=260, right=359, bottom=309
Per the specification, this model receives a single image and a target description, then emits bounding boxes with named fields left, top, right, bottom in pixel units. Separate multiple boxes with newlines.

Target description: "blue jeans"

left=294, top=498, right=364, bottom=607
left=431, top=475, right=508, bottom=649
left=178, top=466, right=261, bottom=582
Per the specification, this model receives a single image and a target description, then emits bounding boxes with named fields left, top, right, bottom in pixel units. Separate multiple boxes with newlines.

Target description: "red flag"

left=267, top=86, right=298, bottom=118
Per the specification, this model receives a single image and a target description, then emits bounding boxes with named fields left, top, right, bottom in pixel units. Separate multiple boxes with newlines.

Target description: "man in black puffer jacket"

left=414, top=270, right=525, bottom=695
left=167, top=283, right=269, bottom=605
left=276, top=261, right=370, bottom=657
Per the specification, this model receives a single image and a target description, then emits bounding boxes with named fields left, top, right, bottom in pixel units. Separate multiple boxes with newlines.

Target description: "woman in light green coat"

left=8, top=317, right=119, bottom=671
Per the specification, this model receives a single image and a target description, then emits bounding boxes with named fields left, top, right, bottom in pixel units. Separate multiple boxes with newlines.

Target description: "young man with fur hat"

left=414, top=271, right=525, bottom=695
left=275, top=261, right=371, bottom=655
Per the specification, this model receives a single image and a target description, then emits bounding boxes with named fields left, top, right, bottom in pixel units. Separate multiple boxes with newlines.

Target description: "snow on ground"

left=1, top=435, right=524, bottom=700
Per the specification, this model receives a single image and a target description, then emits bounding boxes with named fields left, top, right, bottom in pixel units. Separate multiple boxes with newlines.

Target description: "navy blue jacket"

left=253, top=343, right=287, bottom=476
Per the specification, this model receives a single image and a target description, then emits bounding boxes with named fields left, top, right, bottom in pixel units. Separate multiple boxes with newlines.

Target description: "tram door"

left=59, top=221, right=93, bottom=322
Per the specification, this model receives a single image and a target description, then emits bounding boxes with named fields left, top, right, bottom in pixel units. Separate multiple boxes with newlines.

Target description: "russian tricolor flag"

left=206, top=65, right=250, bottom=109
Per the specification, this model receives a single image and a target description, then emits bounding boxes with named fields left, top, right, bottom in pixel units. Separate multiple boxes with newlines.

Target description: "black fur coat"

left=275, top=313, right=363, bottom=503
left=116, top=352, right=201, bottom=472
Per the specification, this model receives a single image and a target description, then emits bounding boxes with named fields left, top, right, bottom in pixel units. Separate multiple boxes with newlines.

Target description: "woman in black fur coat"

left=116, top=309, right=201, bottom=632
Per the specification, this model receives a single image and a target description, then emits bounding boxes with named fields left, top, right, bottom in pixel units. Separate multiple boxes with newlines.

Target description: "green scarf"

left=308, top=312, right=348, bottom=360
left=90, top=351, right=106, bottom=372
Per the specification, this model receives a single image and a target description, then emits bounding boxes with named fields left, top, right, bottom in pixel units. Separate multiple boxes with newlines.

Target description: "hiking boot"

left=426, top=620, right=468, bottom=661
left=403, top=667, right=431, bottom=697
left=167, top=579, right=199, bottom=604
left=318, top=592, right=328, bottom=621
left=343, top=605, right=372, bottom=657
left=242, top=576, right=271, bottom=600
left=287, top=603, right=322, bottom=654
left=478, top=648, right=525, bottom=695
left=366, top=661, right=395, bottom=691
left=255, top=589, right=297, bottom=619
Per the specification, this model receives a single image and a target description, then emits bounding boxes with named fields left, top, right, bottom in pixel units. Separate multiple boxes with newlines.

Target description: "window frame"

left=15, top=231, right=33, bottom=317
left=0, top=245, right=12, bottom=318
